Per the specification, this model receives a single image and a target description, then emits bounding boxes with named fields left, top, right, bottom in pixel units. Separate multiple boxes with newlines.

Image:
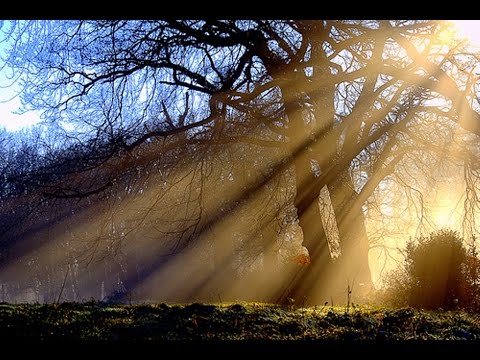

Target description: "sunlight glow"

left=434, top=207, right=458, bottom=230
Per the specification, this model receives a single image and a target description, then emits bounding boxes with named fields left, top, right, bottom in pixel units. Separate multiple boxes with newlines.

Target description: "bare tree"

left=2, top=20, right=480, bottom=303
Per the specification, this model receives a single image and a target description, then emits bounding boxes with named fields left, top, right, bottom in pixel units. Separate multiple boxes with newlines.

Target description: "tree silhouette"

left=402, top=230, right=469, bottom=309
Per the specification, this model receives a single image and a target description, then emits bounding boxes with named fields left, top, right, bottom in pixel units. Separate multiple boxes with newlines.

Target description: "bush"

left=386, top=229, right=480, bottom=310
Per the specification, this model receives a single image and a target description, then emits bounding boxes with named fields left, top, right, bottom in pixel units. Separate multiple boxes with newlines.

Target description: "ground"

left=1, top=301, right=480, bottom=341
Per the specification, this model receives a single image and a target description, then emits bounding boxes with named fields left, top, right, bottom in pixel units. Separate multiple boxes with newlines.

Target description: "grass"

left=1, top=301, right=480, bottom=341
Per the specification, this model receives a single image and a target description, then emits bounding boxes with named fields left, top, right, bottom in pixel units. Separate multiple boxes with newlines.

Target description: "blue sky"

left=0, top=79, right=41, bottom=132
left=0, top=26, right=41, bottom=133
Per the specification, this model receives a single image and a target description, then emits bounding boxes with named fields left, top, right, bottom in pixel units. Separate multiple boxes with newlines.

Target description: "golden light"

left=434, top=208, right=457, bottom=229
left=431, top=184, right=464, bottom=232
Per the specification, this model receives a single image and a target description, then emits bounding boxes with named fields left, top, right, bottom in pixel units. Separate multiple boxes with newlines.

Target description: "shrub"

left=386, top=229, right=480, bottom=310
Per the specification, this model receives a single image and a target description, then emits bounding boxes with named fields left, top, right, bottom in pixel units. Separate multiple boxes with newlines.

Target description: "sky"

left=0, top=28, right=41, bottom=133
left=0, top=81, right=42, bottom=132
left=454, top=20, right=480, bottom=45
left=0, top=60, right=43, bottom=132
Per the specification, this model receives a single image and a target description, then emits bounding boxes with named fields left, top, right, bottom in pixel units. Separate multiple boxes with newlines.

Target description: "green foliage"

left=385, top=229, right=480, bottom=310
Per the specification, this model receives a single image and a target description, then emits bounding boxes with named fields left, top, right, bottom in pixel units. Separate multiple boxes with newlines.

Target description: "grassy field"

left=1, top=301, right=480, bottom=341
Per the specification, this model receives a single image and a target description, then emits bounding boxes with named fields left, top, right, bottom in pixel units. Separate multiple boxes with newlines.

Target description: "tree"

left=2, top=20, right=480, bottom=304
left=388, top=229, right=476, bottom=309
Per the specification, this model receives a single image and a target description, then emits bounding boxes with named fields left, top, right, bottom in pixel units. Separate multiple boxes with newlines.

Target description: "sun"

left=434, top=208, right=457, bottom=229
left=431, top=189, right=463, bottom=231
left=450, top=20, right=480, bottom=47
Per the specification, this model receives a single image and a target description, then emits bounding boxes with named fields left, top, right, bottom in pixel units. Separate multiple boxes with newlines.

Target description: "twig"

left=56, top=265, right=70, bottom=304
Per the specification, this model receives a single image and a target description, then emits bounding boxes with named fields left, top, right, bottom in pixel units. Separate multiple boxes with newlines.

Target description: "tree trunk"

left=289, top=196, right=334, bottom=305
left=275, top=149, right=335, bottom=305
left=273, top=89, right=338, bottom=304
left=256, top=23, right=341, bottom=305
left=328, top=167, right=372, bottom=295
